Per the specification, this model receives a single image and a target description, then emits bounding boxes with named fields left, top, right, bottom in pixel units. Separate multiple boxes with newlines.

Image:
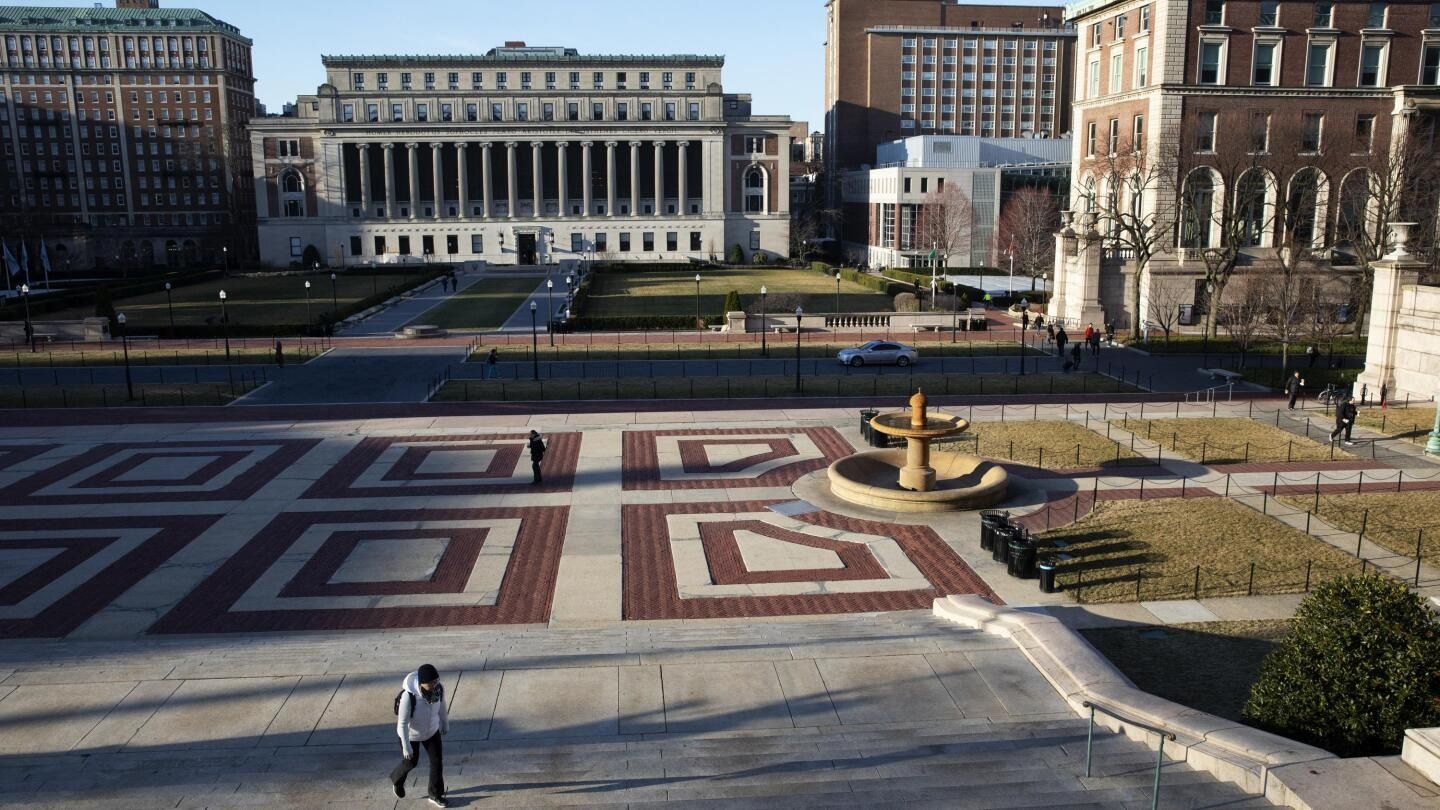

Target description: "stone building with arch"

left=1050, top=0, right=1440, bottom=331
left=248, top=44, right=792, bottom=267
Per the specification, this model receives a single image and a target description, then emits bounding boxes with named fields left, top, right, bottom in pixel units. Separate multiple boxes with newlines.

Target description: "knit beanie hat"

left=417, top=664, right=439, bottom=685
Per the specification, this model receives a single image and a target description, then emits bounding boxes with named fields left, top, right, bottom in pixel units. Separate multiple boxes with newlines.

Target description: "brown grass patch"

left=1039, top=497, right=1362, bottom=603
left=1108, top=417, right=1350, bottom=464
left=938, top=419, right=1142, bottom=469
left=1354, top=406, right=1436, bottom=446
left=1279, top=490, right=1440, bottom=564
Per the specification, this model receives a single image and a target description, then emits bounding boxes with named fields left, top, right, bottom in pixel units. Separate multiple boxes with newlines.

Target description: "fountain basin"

left=827, top=449, right=1008, bottom=512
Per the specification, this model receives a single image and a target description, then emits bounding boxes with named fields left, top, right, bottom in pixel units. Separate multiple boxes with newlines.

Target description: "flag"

left=18, top=240, right=28, bottom=286
left=38, top=239, right=51, bottom=288
left=929, top=249, right=938, bottom=260
left=0, top=241, right=15, bottom=290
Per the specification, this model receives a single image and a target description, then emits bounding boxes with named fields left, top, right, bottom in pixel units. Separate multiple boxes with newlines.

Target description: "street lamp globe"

left=304, top=281, right=311, bottom=289
left=116, top=313, right=126, bottom=326
left=20, top=284, right=28, bottom=295
left=761, top=285, right=767, bottom=295
left=330, top=272, right=336, bottom=281
left=547, top=279, right=553, bottom=290
left=219, top=290, right=227, bottom=300
left=530, top=301, right=537, bottom=312
left=164, top=282, right=171, bottom=291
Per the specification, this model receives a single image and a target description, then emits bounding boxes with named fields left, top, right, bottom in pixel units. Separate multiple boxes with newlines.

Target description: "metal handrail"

left=1082, top=700, right=1177, bottom=810
left=1184, top=381, right=1234, bottom=404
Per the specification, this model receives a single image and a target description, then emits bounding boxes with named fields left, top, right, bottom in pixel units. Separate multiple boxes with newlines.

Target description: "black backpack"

left=393, top=690, right=414, bottom=719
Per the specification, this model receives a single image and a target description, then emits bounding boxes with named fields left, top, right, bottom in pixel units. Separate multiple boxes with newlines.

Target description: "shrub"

left=751, top=251, right=770, bottom=266
left=893, top=292, right=919, bottom=312
left=726, top=244, right=746, bottom=265
left=803, top=264, right=904, bottom=296
left=1243, top=574, right=1440, bottom=756
left=722, top=290, right=743, bottom=316
left=566, top=315, right=723, bottom=332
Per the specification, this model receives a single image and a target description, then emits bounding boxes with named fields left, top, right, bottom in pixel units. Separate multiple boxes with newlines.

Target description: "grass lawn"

left=432, top=371, right=1135, bottom=403
left=1038, top=497, right=1362, bottom=603
left=1279, top=490, right=1440, bottom=564
left=1109, top=417, right=1350, bottom=464
left=37, top=271, right=433, bottom=329
left=468, top=339, right=1038, bottom=363
left=582, top=267, right=892, bottom=319
left=1081, top=621, right=1291, bottom=724
left=937, top=419, right=1143, bottom=469
left=0, top=382, right=259, bottom=408
left=0, top=344, right=319, bottom=368
left=405, top=276, right=538, bottom=330
left=1354, top=406, right=1436, bottom=445
left=1131, top=335, right=1367, bottom=355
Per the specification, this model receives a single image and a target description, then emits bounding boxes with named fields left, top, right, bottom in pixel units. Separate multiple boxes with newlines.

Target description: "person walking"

left=1046, top=322, right=1056, bottom=346
left=1329, top=396, right=1357, bottom=446
left=390, top=664, right=449, bottom=807
left=485, top=347, right=499, bottom=379
left=1054, top=326, right=1068, bottom=358
left=1088, top=329, right=1101, bottom=357
left=528, top=429, right=547, bottom=484
left=1068, top=341, right=1081, bottom=372
left=274, top=340, right=285, bottom=369
left=1083, top=323, right=1095, bottom=353
left=1285, top=371, right=1304, bottom=409
left=1020, top=309, right=1030, bottom=332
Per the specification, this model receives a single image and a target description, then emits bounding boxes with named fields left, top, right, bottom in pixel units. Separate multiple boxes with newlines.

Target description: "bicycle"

left=1317, top=383, right=1344, bottom=405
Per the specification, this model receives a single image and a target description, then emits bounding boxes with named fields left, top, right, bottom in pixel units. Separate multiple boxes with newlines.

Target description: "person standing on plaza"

left=274, top=340, right=285, bottom=369
left=1068, top=341, right=1081, bottom=372
left=390, top=664, right=449, bottom=807
left=1046, top=322, right=1056, bottom=346
left=485, top=347, right=499, bottom=379
left=1054, top=325, right=1068, bottom=358
left=528, top=429, right=547, bottom=484
left=1088, top=328, right=1101, bottom=357
left=1285, top=371, right=1304, bottom=409
left=1330, top=396, right=1358, bottom=446
left=1020, top=308, right=1030, bottom=332
left=1083, top=323, right=1095, bottom=353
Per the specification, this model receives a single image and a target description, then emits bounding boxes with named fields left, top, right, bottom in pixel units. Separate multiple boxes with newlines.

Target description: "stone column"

left=505, top=141, right=518, bottom=218
left=480, top=142, right=493, bottom=218
left=406, top=142, right=420, bottom=220
left=629, top=141, right=641, bottom=216
left=653, top=140, right=666, bottom=215
left=1047, top=211, right=1075, bottom=322
left=457, top=143, right=469, bottom=217
left=556, top=142, right=569, bottom=216
left=676, top=141, right=689, bottom=216
left=581, top=141, right=593, bottom=217
left=1358, top=222, right=1425, bottom=399
left=531, top=141, right=544, bottom=216
left=431, top=142, right=444, bottom=219
left=357, top=143, right=370, bottom=217
left=383, top=143, right=396, bottom=218
left=605, top=141, right=618, bottom=216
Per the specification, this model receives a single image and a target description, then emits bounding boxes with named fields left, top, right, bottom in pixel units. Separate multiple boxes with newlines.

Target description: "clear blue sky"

left=28, top=0, right=831, bottom=129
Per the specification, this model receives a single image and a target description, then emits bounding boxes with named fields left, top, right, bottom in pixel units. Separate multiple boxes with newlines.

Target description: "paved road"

left=342, top=268, right=481, bottom=336
left=234, top=346, right=467, bottom=405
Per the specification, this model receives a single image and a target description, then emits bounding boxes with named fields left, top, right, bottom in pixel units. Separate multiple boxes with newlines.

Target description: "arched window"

left=281, top=170, right=303, bottom=194
left=744, top=167, right=766, bottom=213
left=1082, top=177, right=1096, bottom=213
left=1286, top=169, right=1325, bottom=250
left=1337, top=170, right=1370, bottom=250
left=1181, top=170, right=1215, bottom=249
left=1235, top=169, right=1271, bottom=247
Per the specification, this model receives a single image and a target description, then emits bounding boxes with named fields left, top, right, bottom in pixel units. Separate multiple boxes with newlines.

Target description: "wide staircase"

left=0, top=613, right=1275, bottom=808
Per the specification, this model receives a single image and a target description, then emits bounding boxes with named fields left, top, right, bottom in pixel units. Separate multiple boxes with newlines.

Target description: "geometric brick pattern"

left=148, top=507, right=569, bottom=634
left=0, top=440, right=321, bottom=505
left=0, top=443, right=59, bottom=472
left=623, top=499, right=999, bottom=619
left=698, top=520, right=889, bottom=585
left=302, top=433, right=581, bottom=499
left=623, top=428, right=853, bottom=491
left=0, top=515, right=219, bottom=638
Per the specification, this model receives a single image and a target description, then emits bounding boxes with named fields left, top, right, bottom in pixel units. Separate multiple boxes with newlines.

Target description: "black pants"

left=1287, top=391, right=1299, bottom=409
left=531, top=459, right=543, bottom=483
left=1330, top=422, right=1352, bottom=442
left=391, top=732, right=444, bottom=799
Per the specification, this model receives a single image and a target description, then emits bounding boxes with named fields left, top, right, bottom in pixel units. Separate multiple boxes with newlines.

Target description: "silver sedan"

left=837, top=341, right=919, bottom=367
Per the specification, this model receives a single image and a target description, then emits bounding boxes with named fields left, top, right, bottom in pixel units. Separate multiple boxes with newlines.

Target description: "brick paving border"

left=302, top=433, right=580, bottom=499
left=622, top=500, right=999, bottom=620
left=276, top=528, right=490, bottom=598
left=622, top=427, right=853, bottom=491
left=697, top=520, right=890, bottom=585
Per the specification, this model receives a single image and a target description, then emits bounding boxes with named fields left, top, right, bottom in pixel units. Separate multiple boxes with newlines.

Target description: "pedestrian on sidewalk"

left=1083, top=323, right=1095, bottom=353
left=1054, top=326, right=1068, bottom=358
left=528, top=429, right=547, bottom=484
left=1068, top=341, right=1081, bottom=372
left=1329, top=396, right=1357, bottom=446
left=1285, top=371, right=1304, bottom=409
left=1020, top=309, right=1030, bottom=331
left=1046, top=322, right=1056, bottom=346
left=390, top=664, right=449, bottom=807
left=1088, top=329, right=1101, bottom=356
left=274, top=340, right=285, bottom=369
left=485, top=347, right=499, bottom=379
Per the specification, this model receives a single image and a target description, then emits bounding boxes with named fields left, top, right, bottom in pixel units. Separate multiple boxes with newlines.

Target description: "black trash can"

left=1007, top=534, right=1038, bottom=578
left=979, top=510, right=1010, bottom=553
left=1038, top=561, right=1057, bottom=593
left=991, top=525, right=1014, bottom=563
left=859, top=410, right=878, bottom=445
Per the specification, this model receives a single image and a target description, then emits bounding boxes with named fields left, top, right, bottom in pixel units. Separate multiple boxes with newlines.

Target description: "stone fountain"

left=827, top=390, right=1009, bottom=512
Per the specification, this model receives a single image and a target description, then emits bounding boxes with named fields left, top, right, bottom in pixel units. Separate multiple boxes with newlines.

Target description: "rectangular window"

left=289, top=236, right=302, bottom=257
left=466, top=103, right=478, bottom=122
left=1253, top=42, right=1276, bottom=85
left=1140, top=5, right=1150, bottom=31
left=374, top=236, right=387, bottom=256
left=1367, top=2, right=1387, bottom=28
left=491, top=102, right=503, bottom=121
left=1087, top=121, right=1097, bottom=155
left=1108, top=118, right=1119, bottom=154
left=1432, top=2, right=1440, bottom=27
left=618, top=232, right=631, bottom=252
left=1088, top=58, right=1099, bottom=96
left=349, top=236, right=363, bottom=256
left=690, top=232, right=702, bottom=251
left=1259, top=0, right=1278, bottom=25
left=688, top=102, right=700, bottom=121
left=516, top=102, right=528, bottom=121
left=616, top=102, right=627, bottom=121
left=592, top=102, right=604, bottom=120
left=1359, top=43, right=1384, bottom=86
left=642, top=232, right=654, bottom=252
left=440, top=103, right=452, bottom=121
left=367, top=103, right=379, bottom=123
left=1355, top=114, right=1375, bottom=152
left=666, top=232, right=677, bottom=252
left=1204, top=0, right=1224, bottom=24
left=1301, top=112, right=1324, bottom=151
left=391, top=103, right=403, bottom=122
left=543, top=102, right=554, bottom=121
left=415, top=103, right=428, bottom=122
left=1314, top=1, right=1333, bottom=27
left=1133, top=115, right=1145, bottom=151
left=664, top=102, right=676, bottom=120
left=1200, top=42, right=1222, bottom=84
left=594, top=233, right=607, bottom=251
left=1110, top=53, right=1122, bottom=92
left=641, top=102, right=653, bottom=120
left=1423, top=45, right=1440, bottom=85
left=1090, top=23, right=1100, bottom=47
left=1249, top=111, right=1270, bottom=152
left=398, top=236, right=411, bottom=255
left=341, top=103, right=354, bottom=122
left=1196, top=111, right=1218, bottom=152
left=1136, top=46, right=1149, bottom=86
left=1115, top=14, right=1127, bottom=37
left=1306, top=43, right=1330, bottom=86
left=567, top=102, right=579, bottom=121
left=470, top=234, right=483, bottom=254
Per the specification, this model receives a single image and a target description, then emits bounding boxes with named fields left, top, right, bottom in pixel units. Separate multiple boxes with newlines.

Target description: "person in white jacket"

left=390, top=664, right=449, bottom=807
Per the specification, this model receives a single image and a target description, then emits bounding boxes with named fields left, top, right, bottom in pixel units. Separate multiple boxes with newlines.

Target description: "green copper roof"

left=0, top=5, right=248, bottom=42
left=323, top=53, right=725, bottom=67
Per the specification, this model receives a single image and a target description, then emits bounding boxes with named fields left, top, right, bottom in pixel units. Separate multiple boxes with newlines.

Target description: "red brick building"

left=0, top=1, right=256, bottom=274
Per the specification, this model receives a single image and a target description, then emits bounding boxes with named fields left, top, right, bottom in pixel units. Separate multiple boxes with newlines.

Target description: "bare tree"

left=996, top=186, right=1059, bottom=291
left=916, top=184, right=975, bottom=271
left=1221, top=276, right=1269, bottom=368
left=1145, top=280, right=1187, bottom=344
left=1079, top=131, right=1184, bottom=334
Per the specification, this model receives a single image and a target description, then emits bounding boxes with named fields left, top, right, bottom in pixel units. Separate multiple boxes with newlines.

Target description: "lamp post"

left=930, top=277, right=937, bottom=314
left=164, top=282, right=175, bottom=335
left=529, top=301, right=539, bottom=381
left=794, top=306, right=804, bottom=392
left=221, top=244, right=229, bottom=276
left=694, top=273, right=702, bottom=331
left=304, top=280, right=313, bottom=326
left=20, top=283, right=33, bottom=353
left=760, top=285, right=768, bottom=358
left=117, top=312, right=134, bottom=401
left=545, top=278, right=555, bottom=347
left=950, top=263, right=958, bottom=344
left=1202, top=281, right=1215, bottom=357
left=218, top=289, right=230, bottom=360
left=1427, top=397, right=1440, bottom=456
left=329, top=272, right=338, bottom=320
left=834, top=270, right=842, bottom=315
left=1008, top=242, right=1015, bottom=296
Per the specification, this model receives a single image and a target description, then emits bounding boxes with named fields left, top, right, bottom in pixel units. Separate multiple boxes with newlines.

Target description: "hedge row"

left=1, top=267, right=223, bottom=321
left=563, top=315, right=724, bottom=332
left=802, top=262, right=904, bottom=296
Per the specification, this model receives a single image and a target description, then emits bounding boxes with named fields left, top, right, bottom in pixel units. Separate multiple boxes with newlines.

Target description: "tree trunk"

left=1129, top=262, right=1145, bottom=335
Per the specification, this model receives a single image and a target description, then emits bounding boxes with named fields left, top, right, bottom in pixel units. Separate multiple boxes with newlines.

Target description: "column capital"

left=629, top=140, right=643, bottom=148
left=676, top=140, right=690, bottom=147
left=580, top=141, right=594, bottom=148
left=382, top=142, right=396, bottom=151
left=456, top=141, right=469, bottom=150
left=405, top=142, right=420, bottom=151
left=504, top=141, right=518, bottom=149
left=652, top=140, right=667, bottom=147
left=358, top=142, right=371, bottom=151
left=605, top=140, right=618, bottom=148
left=531, top=141, right=544, bottom=149
left=480, top=141, right=493, bottom=149
left=556, top=141, right=571, bottom=148
left=431, top=142, right=444, bottom=150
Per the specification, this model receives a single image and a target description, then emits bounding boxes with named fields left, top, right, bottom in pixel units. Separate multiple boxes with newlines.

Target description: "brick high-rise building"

left=1051, top=0, right=1440, bottom=330
left=0, top=2, right=256, bottom=274
left=824, top=0, right=1075, bottom=187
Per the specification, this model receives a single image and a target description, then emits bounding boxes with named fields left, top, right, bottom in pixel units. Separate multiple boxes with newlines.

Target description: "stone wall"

left=1390, top=284, right=1440, bottom=400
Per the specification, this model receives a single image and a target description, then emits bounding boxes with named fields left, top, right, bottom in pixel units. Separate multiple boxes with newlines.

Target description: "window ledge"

left=1252, top=25, right=1286, bottom=33
left=1360, top=27, right=1395, bottom=37
left=1306, top=27, right=1340, bottom=36
left=1197, top=24, right=1234, bottom=33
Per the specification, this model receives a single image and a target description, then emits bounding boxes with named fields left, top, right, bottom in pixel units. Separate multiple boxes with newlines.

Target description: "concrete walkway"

left=494, top=268, right=563, bottom=333
left=233, top=346, right=467, bottom=405
left=344, top=269, right=479, bottom=337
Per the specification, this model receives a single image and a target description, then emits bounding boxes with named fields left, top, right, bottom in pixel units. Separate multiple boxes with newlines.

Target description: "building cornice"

left=322, top=54, right=725, bottom=68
